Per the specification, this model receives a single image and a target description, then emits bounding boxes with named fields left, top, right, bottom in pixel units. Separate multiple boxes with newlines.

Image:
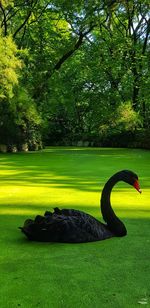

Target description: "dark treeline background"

left=0, top=0, right=150, bottom=152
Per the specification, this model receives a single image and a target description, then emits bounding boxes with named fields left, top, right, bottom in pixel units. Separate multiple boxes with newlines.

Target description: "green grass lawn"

left=0, top=147, right=150, bottom=308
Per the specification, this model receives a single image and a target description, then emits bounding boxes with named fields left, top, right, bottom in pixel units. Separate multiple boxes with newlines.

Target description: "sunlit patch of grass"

left=0, top=147, right=150, bottom=308
left=0, top=147, right=149, bottom=218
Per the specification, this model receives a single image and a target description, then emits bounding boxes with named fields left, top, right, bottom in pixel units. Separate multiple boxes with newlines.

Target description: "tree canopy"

left=0, top=0, right=150, bottom=150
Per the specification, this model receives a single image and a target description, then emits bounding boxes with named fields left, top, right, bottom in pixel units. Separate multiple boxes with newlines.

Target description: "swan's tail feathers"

left=53, top=207, right=61, bottom=214
left=44, top=210, right=52, bottom=217
left=19, top=219, right=36, bottom=240
left=19, top=214, right=60, bottom=242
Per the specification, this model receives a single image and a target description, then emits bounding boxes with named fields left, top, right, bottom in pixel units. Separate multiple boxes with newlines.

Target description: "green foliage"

left=97, top=103, right=142, bottom=147
left=0, top=0, right=150, bottom=149
left=101, top=102, right=142, bottom=133
left=0, top=31, right=21, bottom=99
left=12, top=88, right=41, bottom=127
left=116, top=102, right=142, bottom=131
left=0, top=87, right=42, bottom=150
left=1, top=0, right=14, bottom=8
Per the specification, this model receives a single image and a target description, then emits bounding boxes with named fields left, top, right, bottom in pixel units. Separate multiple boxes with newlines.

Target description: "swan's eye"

left=133, top=180, right=142, bottom=193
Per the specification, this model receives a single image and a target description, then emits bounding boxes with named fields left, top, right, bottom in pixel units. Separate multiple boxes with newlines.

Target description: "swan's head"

left=120, top=170, right=141, bottom=193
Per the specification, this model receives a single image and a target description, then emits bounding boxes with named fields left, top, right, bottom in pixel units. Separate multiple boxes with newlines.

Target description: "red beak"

left=133, top=180, right=142, bottom=193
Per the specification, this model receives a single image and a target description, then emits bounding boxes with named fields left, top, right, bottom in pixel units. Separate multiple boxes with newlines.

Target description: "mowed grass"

left=0, top=147, right=150, bottom=308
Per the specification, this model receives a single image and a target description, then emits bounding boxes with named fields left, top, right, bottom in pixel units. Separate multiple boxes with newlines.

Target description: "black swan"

left=20, top=170, right=141, bottom=243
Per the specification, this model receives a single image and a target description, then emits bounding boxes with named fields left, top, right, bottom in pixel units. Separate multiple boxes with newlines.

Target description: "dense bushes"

left=0, top=89, right=42, bottom=152
left=43, top=126, right=150, bottom=150
left=42, top=101, right=150, bottom=149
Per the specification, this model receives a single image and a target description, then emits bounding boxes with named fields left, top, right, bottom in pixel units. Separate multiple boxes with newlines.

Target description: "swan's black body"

left=20, top=170, right=140, bottom=243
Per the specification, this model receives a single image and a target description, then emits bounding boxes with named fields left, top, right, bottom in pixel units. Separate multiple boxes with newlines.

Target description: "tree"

left=0, top=0, right=150, bottom=148
left=0, top=30, right=21, bottom=99
left=0, top=23, right=41, bottom=150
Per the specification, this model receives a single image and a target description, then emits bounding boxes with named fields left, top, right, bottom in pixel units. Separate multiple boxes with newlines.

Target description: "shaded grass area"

left=0, top=147, right=150, bottom=307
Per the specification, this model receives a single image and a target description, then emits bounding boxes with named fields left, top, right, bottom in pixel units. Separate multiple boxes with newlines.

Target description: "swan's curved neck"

left=100, top=173, right=127, bottom=237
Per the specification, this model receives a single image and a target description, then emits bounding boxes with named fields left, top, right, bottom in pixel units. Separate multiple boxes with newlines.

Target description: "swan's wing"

left=46, top=207, right=87, bottom=217
left=20, top=215, right=67, bottom=242
left=20, top=210, right=114, bottom=242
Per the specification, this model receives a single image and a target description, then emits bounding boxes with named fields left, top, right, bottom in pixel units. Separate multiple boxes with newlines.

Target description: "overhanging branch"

left=46, top=23, right=96, bottom=79
left=0, top=2, right=7, bottom=36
